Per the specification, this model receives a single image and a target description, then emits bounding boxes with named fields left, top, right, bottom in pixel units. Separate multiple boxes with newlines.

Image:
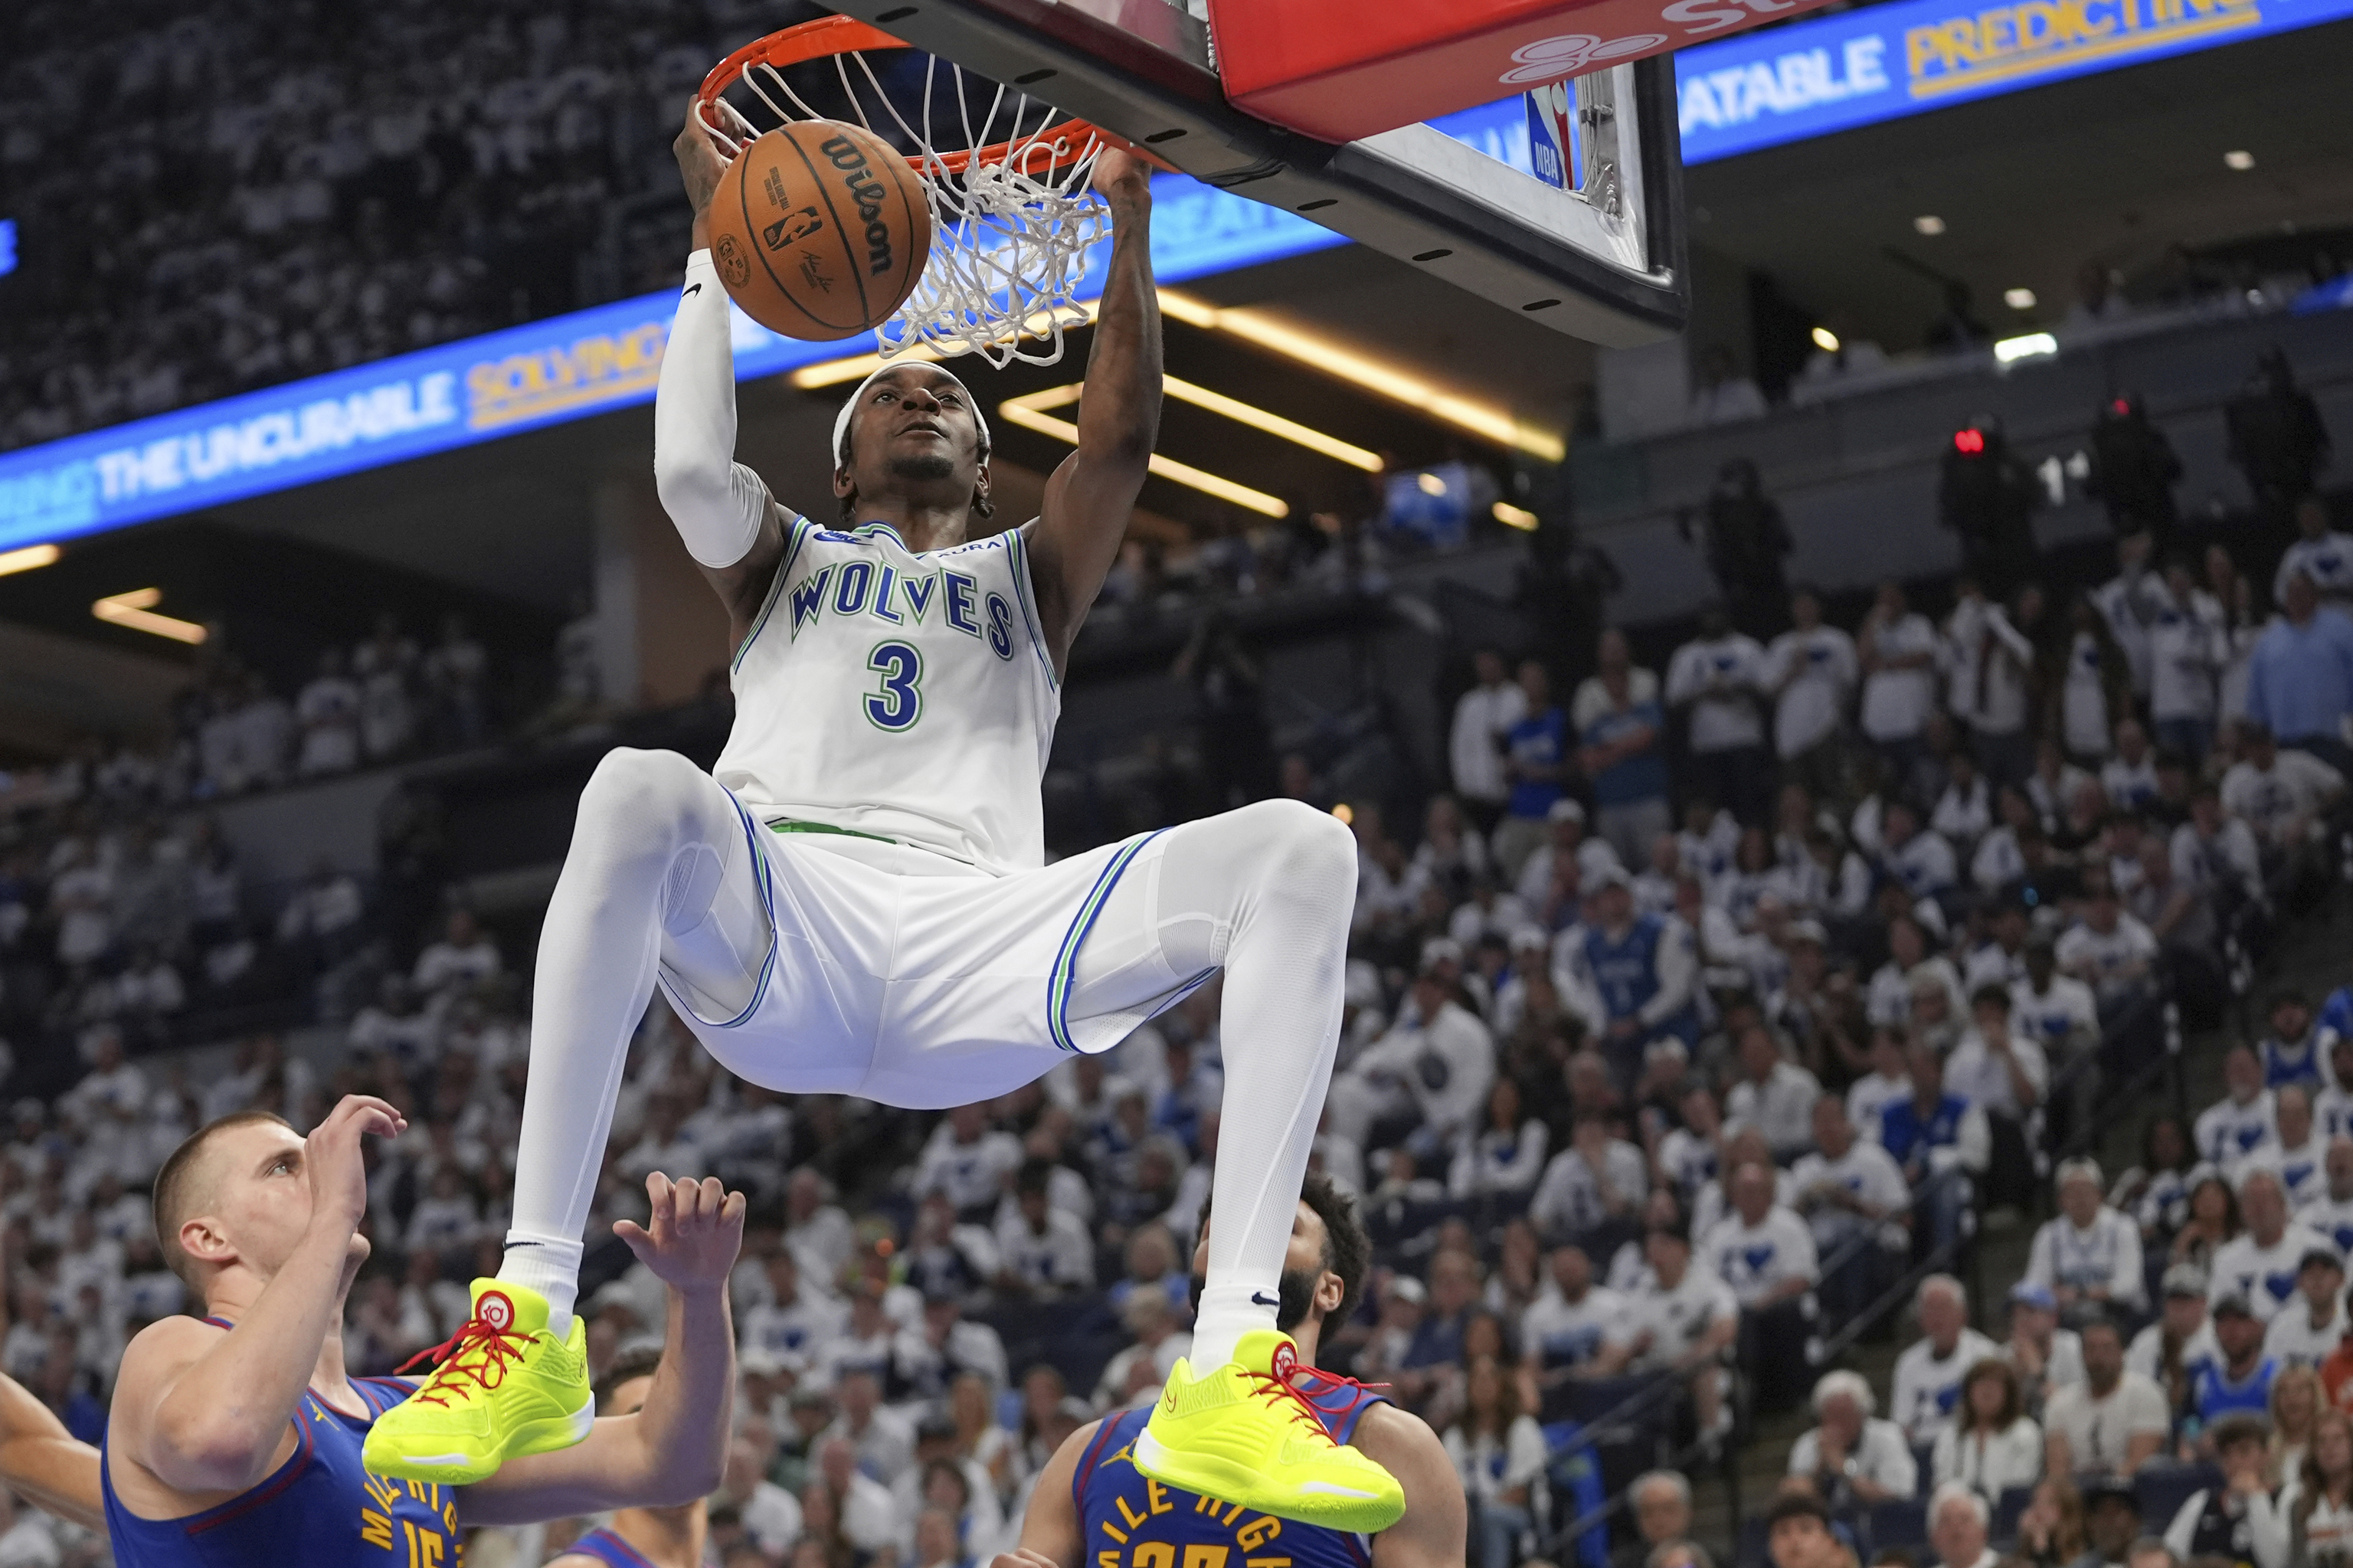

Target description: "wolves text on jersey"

left=787, top=558, right=1018, bottom=663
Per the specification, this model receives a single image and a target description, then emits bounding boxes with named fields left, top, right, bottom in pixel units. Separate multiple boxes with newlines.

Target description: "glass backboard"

left=824, top=0, right=1687, bottom=347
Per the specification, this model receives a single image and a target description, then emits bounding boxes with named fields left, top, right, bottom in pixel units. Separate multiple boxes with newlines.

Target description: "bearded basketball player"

left=362, top=99, right=1396, bottom=1533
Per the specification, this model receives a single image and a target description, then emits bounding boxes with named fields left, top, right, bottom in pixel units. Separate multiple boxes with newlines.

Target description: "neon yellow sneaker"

left=1134, top=1328, right=1406, bottom=1533
left=360, top=1279, right=593, bottom=1485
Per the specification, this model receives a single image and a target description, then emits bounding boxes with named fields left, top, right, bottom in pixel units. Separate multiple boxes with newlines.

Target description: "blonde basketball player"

left=362, top=100, right=1399, bottom=1532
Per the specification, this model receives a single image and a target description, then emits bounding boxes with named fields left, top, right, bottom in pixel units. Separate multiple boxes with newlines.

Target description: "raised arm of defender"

left=656, top=100, right=790, bottom=639
left=1025, top=151, right=1161, bottom=675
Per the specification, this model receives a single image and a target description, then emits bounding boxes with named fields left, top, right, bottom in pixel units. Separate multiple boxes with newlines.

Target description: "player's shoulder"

left=119, top=1312, right=225, bottom=1379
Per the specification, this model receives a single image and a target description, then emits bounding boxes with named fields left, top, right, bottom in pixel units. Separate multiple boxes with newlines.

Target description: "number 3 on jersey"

left=865, top=641, right=923, bottom=731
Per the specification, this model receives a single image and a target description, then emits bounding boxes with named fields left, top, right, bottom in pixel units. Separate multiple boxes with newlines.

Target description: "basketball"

left=707, top=119, right=931, bottom=341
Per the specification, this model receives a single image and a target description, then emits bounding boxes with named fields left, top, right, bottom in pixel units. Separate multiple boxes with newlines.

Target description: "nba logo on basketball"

left=763, top=206, right=825, bottom=251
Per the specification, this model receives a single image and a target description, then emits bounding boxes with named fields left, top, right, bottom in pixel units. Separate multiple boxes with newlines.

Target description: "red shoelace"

left=395, top=1311, right=532, bottom=1408
left=1240, top=1366, right=1383, bottom=1448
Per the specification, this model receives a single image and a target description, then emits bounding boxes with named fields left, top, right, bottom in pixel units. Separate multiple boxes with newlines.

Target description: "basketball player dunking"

left=1013, top=1177, right=1465, bottom=1568
left=363, top=99, right=1398, bottom=1532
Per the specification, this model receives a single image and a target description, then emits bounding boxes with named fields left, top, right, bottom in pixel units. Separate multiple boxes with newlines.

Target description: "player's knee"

left=1244, top=797, right=1357, bottom=902
left=578, top=748, right=705, bottom=841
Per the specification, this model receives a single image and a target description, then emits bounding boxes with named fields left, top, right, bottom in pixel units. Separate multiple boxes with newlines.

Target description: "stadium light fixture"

left=1809, top=326, right=1840, bottom=352
left=2224, top=149, right=2256, bottom=170
left=2003, top=288, right=2037, bottom=310
left=1492, top=502, right=1540, bottom=530
left=0, top=542, right=59, bottom=578
left=1913, top=215, right=1946, bottom=235
left=1161, top=376, right=1382, bottom=470
left=93, top=588, right=208, bottom=644
left=997, top=393, right=1288, bottom=517
left=1993, top=332, right=2059, bottom=365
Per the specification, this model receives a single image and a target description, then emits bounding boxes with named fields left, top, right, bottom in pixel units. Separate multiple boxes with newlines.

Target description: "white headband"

left=833, top=362, right=991, bottom=470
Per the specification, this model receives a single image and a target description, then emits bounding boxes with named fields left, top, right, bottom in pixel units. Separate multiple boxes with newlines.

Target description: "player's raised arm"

left=460, top=1172, right=744, bottom=1524
left=1026, top=149, right=1162, bottom=676
left=657, top=97, right=792, bottom=639
left=118, top=1095, right=404, bottom=1494
left=0, top=1370, right=101, bottom=1530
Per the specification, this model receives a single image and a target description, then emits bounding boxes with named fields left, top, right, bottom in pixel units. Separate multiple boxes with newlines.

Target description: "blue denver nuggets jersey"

left=714, top=517, right=1060, bottom=875
left=103, top=1321, right=462, bottom=1567
left=1075, top=1371, right=1386, bottom=1568
left=561, top=1527, right=657, bottom=1566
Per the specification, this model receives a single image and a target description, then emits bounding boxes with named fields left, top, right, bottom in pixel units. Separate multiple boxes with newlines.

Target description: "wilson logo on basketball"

left=763, top=206, right=825, bottom=252
left=477, top=1292, right=514, bottom=1331
left=820, top=134, right=895, bottom=277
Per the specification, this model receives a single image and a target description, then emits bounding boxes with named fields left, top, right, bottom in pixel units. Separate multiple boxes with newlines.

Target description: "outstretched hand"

left=614, top=1173, right=746, bottom=1296
left=1091, top=146, right=1152, bottom=209
left=306, top=1094, right=406, bottom=1239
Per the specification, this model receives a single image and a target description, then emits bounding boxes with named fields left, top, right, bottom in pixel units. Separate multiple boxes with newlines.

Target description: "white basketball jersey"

left=714, top=516, right=1060, bottom=874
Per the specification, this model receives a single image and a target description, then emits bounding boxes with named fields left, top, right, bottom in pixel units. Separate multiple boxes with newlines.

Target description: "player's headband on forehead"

left=833, top=363, right=990, bottom=469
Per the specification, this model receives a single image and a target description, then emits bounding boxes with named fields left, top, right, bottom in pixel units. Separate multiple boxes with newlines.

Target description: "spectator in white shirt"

left=914, top=1104, right=1024, bottom=1220
left=1847, top=1027, right=1913, bottom=1142
left=2054, top=882, right=2161, bottom=1020
left=2198, top=1046, right=2281, bottom=1169
left=2003, top=1282, right=2087, bottom=1407
left=2275, top=497, right=2353, bottom=609
left=1514, top=800, right=1623, bottom=915
left=1326, top=959, right=1496, bottom=1160
left=1946, top=581, right=2040, bottom=788
left=1592, top=1219, right=1739, bottom=1435
left=1946, top=986, right=2049, bottom=1122
left=2011, top=938, right=2103, bottom=1069
left=1860, top=581, right=1943, bottom=774
left=2247, top=1085, right=2328, bottom=1208
left=1726, top=1025, right=1824, bottom=1161
left=993, top=1159, right=1095, bottom=1296
left=1880, top=800, right=1960, bottom=900
left=1932, top=751, right=1995, bottom=853
left=1702, top=1160, right=1818, bottom=1310
left=1448, top=648, right=1527, bottom=835
left=1667, top=604, right=1772, bottom=827
left=1530, top=1111, right=1649, bottom=1244
left=295, top=649, right=364, bottom=777
left=2211, top=1167, right=2336, bottom=1322
left=1518, top=1245, right=1628, bottom=1377
left=2263, top=1247, right=2348, bottom=1367
left=1790, top=1095, right=1910, bottom=1322
left=820, top=1434, right=902, bottom=1555
left=1449, top=1079, right=1550, bottom=1201
left=2222, top=722, right=2346, bottom=869
left=2150, top=559, right=2226, bottom=764
left=1892, top=1275, right=2002, bottom=1445
left=1788, top=1369, right=1919, bottom=1504
left=2301, top=1137, right=2353, bottom=1252
left=1932, top=1357, right=2044, bottom=1503
left=1764, top=588, right=1857, bottom=800
left=2042, top=1314, right=2171, bottom=1475
left=2025, top=1157, right=2147, bottom=1318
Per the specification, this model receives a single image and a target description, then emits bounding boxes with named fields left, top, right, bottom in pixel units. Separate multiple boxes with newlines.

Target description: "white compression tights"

left=499, top=748, right=1355, bottom=1365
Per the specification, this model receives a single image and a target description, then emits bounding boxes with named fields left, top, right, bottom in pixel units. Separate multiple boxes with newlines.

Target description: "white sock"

left=496, top=1232, right=585, bottom=1336
left=1074, top=801, right=1353, bottom=1373
left=1191, top=1275, right=1284, bottom=1373
left=502, top=748, right=748, bottom=1344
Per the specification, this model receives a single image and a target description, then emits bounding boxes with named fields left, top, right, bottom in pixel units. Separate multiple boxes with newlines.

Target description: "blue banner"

left=0, top=172, right=1340, bottom=552
left=1672, top=0, right=2353, bottom=162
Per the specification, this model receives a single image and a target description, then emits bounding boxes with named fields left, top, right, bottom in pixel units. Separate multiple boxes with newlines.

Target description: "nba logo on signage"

left=1525, top=81, right=1575, bottom=190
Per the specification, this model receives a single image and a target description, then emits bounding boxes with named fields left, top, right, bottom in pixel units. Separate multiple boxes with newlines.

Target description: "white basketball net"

left=706, top=49, right=1110, bottom=368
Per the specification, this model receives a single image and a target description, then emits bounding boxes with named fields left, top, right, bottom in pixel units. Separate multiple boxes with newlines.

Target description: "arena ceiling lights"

left=91, top=587, right=208, bottom=644
left=997, top=385, right=1289, bottom=518
left=789, top=290, right=1566, bottom=463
